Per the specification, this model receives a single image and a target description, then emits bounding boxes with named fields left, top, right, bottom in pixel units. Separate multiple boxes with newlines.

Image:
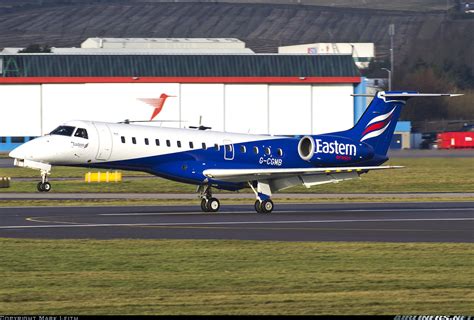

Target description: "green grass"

left=0, top=158, right=473, bottom=193
left=0, top=239, right=472, bottom=314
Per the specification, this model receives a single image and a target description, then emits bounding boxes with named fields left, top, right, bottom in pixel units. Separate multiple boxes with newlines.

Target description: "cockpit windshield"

left=50, top=126, right=76, bottom=137
left=74, top=128, right=89, bottom=139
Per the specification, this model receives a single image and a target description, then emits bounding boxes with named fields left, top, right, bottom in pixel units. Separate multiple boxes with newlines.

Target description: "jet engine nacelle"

left=297, top=135, right=374, bottom=164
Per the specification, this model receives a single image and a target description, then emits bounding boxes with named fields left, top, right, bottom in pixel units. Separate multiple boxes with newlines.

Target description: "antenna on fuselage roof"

left=189, top=115, right=212, bottom=131
left=118, top=119, right=186, bottom=124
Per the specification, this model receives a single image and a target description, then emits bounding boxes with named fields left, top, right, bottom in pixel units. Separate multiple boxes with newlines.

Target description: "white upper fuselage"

left=10, top=120, right=285, bottom=166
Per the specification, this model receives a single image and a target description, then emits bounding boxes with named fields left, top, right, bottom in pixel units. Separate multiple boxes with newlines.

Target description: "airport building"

left=278, top=43, right=375, bottom=69
left=0, top=38, right=367, bottom=152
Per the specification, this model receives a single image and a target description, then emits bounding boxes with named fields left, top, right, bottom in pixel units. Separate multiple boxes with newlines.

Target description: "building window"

left=277, top=148, right=283, bottom=157
left=189, top=141, right=194, bottom=148
left=144, top=138, right=149, bottom=145
left=121, top=136, right=126, bottom=143
left=166, top=140, right=171, bottom=147
left=253, top=146, right=259, bottom=154
left=11, top=137, right=24, bottom=143
left=155, top=139, right=160, bottom=146
left=240, top=145, right=246, bottom=153
left=132, top=137, right=136, bottom=144
left=177, top=141, right=182, bottom=148
left=202, top=143, right=207, bottom=150
left=265, top=147, right=271, bottom=155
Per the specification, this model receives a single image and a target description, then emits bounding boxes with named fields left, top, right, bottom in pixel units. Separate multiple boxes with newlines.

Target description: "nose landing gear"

left=12, top=159, right=52, bottom=193
left=37, top=170, right=51, bottom=192
left=37, top=182, right=51, bottom=192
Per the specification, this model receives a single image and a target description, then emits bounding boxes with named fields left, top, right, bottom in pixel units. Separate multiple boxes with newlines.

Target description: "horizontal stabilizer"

left=382, top=93, right=463, bottom=98
left=352, top=93, right=463, bottom=98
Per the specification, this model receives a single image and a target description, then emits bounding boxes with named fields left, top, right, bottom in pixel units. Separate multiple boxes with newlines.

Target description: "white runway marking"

left=1, top=217, right=473, bottom=229
left=100, top=207, right=474, bottom=216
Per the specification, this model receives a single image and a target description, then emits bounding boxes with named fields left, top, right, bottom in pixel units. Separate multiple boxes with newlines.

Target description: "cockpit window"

left=74, top=128, right=88, bottom=139
left=50, top=126, right=75, bottom=137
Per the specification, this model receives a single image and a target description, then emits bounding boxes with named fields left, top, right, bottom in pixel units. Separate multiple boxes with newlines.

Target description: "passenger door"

left=93, top=123, right=113, bottom=160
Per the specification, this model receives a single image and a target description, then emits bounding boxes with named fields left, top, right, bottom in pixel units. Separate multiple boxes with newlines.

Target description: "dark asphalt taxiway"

left=0, top=202, right=472, bottom=242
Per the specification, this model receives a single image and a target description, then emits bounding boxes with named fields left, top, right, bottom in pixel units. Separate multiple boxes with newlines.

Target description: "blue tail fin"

left=338, top=91, right=461, bottom=156
left=338, top=91, right=415, bottom=156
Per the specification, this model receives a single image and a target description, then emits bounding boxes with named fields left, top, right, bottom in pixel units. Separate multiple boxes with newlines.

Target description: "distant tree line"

left=364, top=25, right=473, bottom=123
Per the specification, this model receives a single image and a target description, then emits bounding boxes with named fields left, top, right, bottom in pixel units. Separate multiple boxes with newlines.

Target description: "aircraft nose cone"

left=9, top=144, right=26, bottom=159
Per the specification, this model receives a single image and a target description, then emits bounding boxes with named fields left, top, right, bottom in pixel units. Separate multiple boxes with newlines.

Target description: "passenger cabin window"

left=144, top=138, right=149, bottom=145
left=226, top=145, right=233, bottom=152
left=121, top=136, right=126, bottom=143
left=132, top=137, right=136, bottom=144
left=265, top=147, right=271, bottom=155
left=166, top=140, right=171, bottom=147
left=50, top=126, right=75, bottom=137
left=177, top=141, right=182, bottom=148
left=74, top=128, right=88, bottom=139
left=155, top=139, right=160, bottom=146
left=202, top=143, right=207, bottom=150
left=253, top=146, right=259, bottom=154
left=214, top=144, right=220, bottom=151
left=189, top=142, right=194, bottom=149
left=240, top=145, right=246, bottom=153
left=277, top=148, right=283, bottom=157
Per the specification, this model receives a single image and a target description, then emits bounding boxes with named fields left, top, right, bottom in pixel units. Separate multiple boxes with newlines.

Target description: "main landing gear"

left=37, top=170, right=51, bottom=192
left=254, top=199, right=274, bottom=214
left=198, top=185, right=220, bottom=213
left=197, top=182, right=274, bottom=214
left=249, top=181, right=274, bottom=214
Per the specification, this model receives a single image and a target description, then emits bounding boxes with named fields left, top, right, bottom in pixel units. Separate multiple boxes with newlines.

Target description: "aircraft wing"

left=203, top=165, right=403, bottom=190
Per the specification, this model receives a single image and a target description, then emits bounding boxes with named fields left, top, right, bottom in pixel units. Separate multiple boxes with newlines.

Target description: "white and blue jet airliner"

left=9, top=91, right=460, bottom=213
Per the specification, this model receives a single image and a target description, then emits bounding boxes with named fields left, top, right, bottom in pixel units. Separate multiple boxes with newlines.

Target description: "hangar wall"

left=0, top=83, right=355, bottom=138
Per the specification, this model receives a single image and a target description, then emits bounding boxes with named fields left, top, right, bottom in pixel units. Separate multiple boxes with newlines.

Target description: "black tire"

left=207, top=198, right=220, bottom=212
left=42, top=182, right=51, bottom=192
left=37, top=182, right=44, bottom=192
left=200, top=199, right=209, bottom=212
left=254, top=200, right=263, bottom=213
left=261, top=199, right=274, bottom=213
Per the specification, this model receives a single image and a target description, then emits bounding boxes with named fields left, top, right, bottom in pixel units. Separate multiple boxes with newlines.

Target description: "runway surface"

left=2, top=192, right=474, bottom=200
left=0, top=202, right=472, bottom=242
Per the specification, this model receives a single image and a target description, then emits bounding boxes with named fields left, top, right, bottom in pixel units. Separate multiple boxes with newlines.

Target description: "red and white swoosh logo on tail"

left=360, top=108, right=395, bottom=142
left=138, top=93, right=175, bottom=121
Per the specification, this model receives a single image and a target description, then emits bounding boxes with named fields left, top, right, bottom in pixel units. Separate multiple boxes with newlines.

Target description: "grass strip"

left=0, top=239, right=472, bottom=315
left=0, top=158, right=473, bottom=193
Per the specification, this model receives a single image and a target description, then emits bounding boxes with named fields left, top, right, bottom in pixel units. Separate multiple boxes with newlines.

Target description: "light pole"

left=382, top=68, right=392, bottom=91
left=388, top=24, right=395, bottom=88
